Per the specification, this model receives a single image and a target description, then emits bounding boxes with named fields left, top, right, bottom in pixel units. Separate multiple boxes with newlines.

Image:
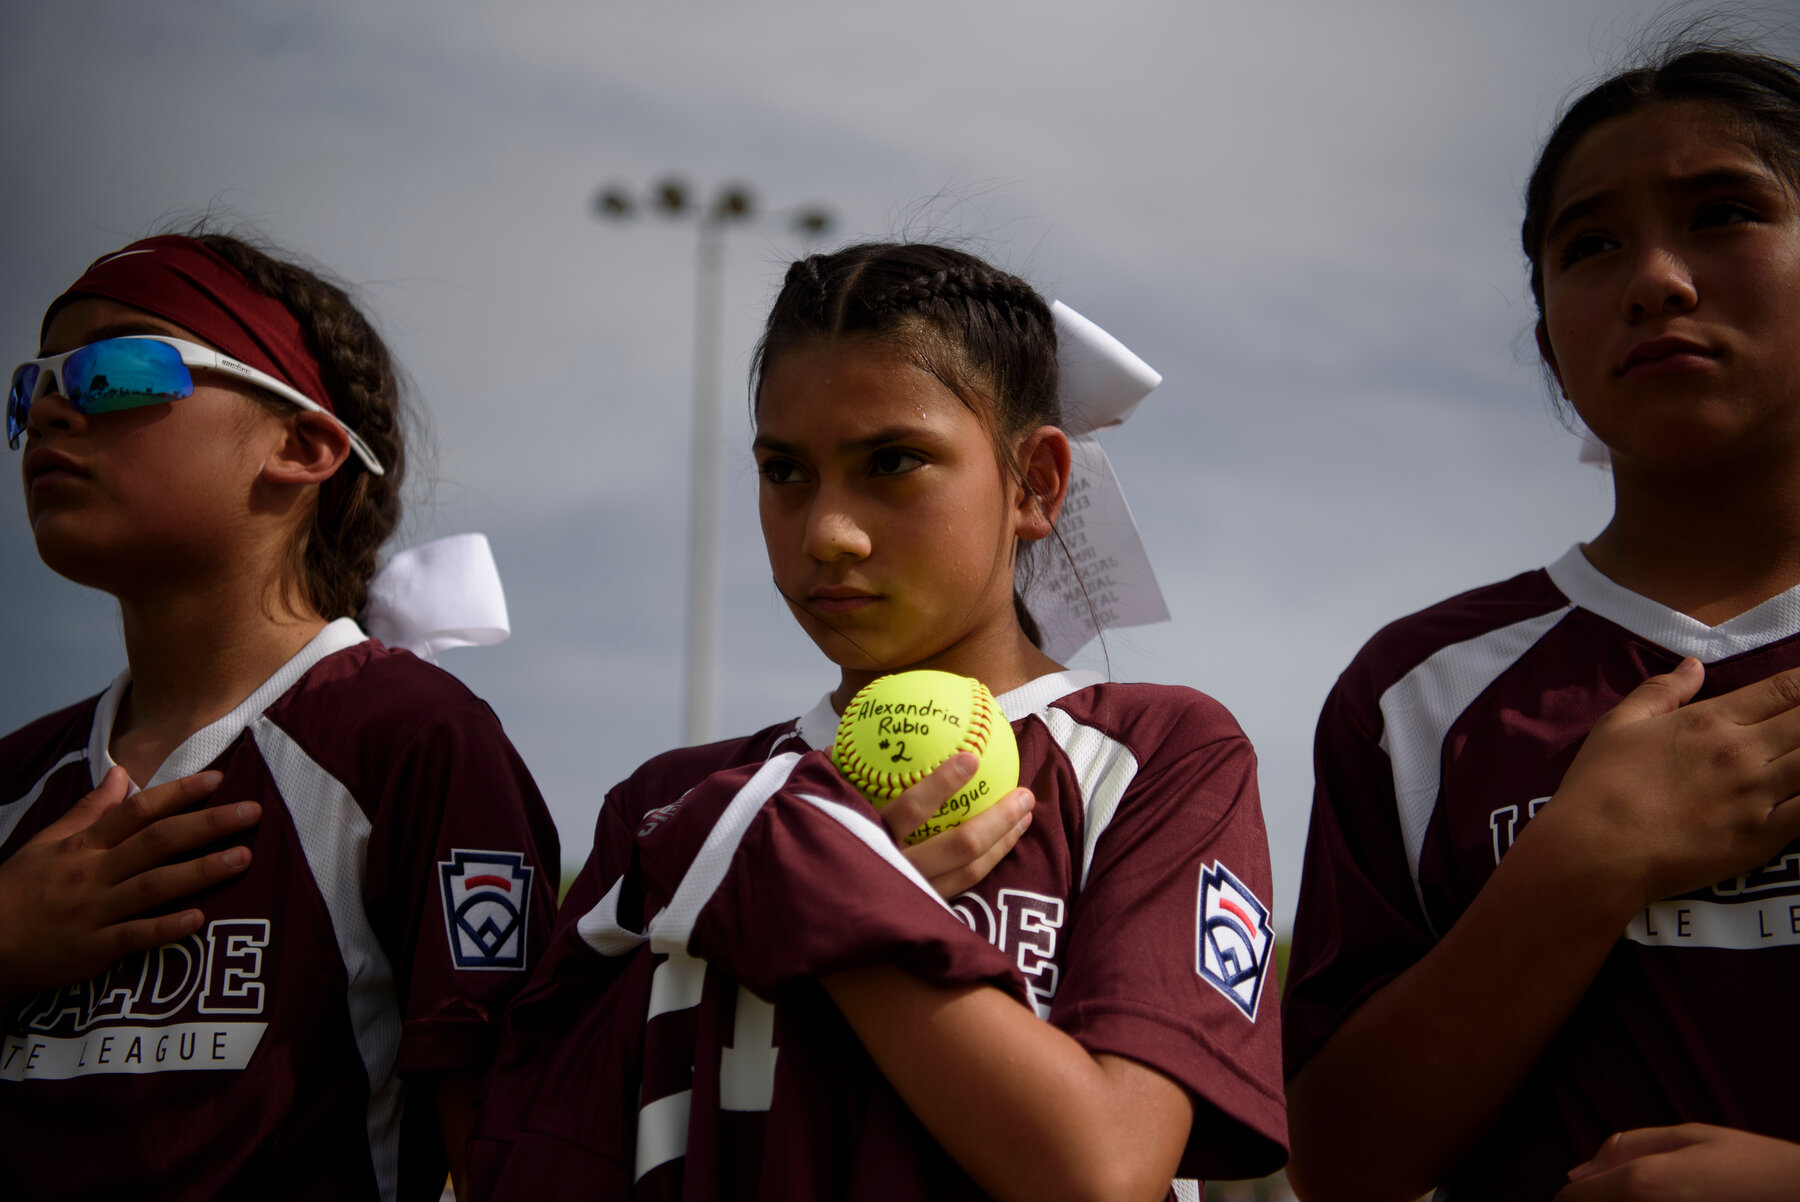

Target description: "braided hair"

left=190, top=231, right=409, bottom=621
left=751, top=242, right=1062, bottom=645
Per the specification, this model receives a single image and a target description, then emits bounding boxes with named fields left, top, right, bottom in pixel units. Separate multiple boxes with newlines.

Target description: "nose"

left=1622, top=241, right=1697, bottom=319
left=802, top=488, right=872, bottom=563
left=23, top=384, right=87, bottom=444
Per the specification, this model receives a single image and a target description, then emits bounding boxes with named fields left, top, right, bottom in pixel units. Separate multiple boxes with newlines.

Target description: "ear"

left=260, top=410, right=353, bottom=487
left=1013, top=425, right=1072, bottom=543
left=1534, top=320, right=1568, bottom=397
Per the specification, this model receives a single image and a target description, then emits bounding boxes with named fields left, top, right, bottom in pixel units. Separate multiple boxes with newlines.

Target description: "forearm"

left=1288, top=819, right=1637, bottom=1202
left=824, top=964, right=1191, bottom=1202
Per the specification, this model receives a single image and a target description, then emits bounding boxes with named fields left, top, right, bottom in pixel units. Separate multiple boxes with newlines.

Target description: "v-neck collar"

left=89, top=618, right=368, bottom=790
left=1547, top=545, right=1800, bottom=663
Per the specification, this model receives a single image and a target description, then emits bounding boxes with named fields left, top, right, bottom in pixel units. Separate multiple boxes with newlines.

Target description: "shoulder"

left=606, top=719, right=806, bottom=820
left=267, top=638, right=506, bottom=749
left=0, top=695, right=100, bottom=800
left=1035, top=679, right=1250, bottom=763
left=1335, top=567, right=1570, bottom=710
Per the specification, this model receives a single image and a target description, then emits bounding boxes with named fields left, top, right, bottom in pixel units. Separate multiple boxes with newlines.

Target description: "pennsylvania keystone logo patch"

left=438, top=850, right=533, bottom=971
left=1195, top=860, right=1274, bottom=1021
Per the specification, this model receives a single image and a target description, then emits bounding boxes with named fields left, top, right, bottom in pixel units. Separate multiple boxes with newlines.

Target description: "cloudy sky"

left=6, top=0, right=1778, bottom=924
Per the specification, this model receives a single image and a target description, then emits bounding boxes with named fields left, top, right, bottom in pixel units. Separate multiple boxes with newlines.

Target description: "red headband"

left=42, top=235, right=333, bottom=416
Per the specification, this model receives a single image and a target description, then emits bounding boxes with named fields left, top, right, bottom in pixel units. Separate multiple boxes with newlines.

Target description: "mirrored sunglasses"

left=7, top=334, right=384, bottom=475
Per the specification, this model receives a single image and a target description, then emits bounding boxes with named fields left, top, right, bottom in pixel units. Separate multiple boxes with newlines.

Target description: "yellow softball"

left=831, top=669, right=1019, bottom=845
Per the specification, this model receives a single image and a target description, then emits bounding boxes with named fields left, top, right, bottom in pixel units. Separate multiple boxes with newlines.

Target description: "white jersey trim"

left=997, top=670, right=1105, bottom=722
left=85, top=618, right=370, bottom=790
left=576, top=875, right=650, bottom=957
left=794, top=694, right=838, bottom=752
left=1547, top=544, right=1800, bottom=662
left=1037, top=707, right=1140, bottom=890
left=251, top=715, right=403, bottom=1202
left=0, top=749, right=88, bottom=847
left=1378, top=607, right=1571, bottom=933
left=796, top=793, right=952, bottom=910
left=648, top=753, right=804, bottom=954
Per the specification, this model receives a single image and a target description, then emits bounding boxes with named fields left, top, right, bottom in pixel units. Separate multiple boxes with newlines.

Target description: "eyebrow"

left=753, top=426, right=935, bottom=457
left=1545, top=166, right=1782, bottom=244
left=38, top=321, right=185, bottom=356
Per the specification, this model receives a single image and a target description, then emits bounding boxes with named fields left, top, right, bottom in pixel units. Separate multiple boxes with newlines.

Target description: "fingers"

left=1592, top=658, right=1704, bottom=731
left=1567, top=1126, right=1710, bottom=1182
left=1707, top=664, right=1800, bottom=726
left=104, top=801, right=260, bottom=886
left=905, top=789, right=1034, bottom=899
left=881, top=754, right=978, bottom=844
left=85, top=771, right=224, bottom=850
left=90, top=910, right=209, bottom=968
left=38, top=766, right=133, bottom=843
left=103, top=844, right=254, bottom=924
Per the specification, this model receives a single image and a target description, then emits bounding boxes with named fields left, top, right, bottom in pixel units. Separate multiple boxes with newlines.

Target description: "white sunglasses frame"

left=13, top=334, right=385, bottom=475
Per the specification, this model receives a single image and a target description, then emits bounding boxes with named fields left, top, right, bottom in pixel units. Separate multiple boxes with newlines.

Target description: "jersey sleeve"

left=644, top=751, right=1029, bottom=1002
left=1280, top=671, right=1438, bottom=1081
left=361, top=697, right=562, bottom=1078
left=1045, top=694, right=1287, bottom=1181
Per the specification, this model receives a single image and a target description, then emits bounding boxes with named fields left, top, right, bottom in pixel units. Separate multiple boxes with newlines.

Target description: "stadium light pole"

left=594, top=179, right=834, bottom=745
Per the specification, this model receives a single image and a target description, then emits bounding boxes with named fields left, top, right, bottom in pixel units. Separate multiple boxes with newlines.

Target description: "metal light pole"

left=594, top=179, right=833, bottom=745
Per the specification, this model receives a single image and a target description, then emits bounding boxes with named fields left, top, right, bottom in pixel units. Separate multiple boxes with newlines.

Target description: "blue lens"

left=7, top=363, right=39, bottom=449
left=63, top=339, right=192, bottom=414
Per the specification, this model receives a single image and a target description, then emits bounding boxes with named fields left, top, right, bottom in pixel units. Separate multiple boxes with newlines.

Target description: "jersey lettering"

left=719, top=986, right=778, bottom=1112
left=199, top=920, right=270, bottom=1014
left=997, top=889, right=1064, bottom=1014
left=948, top=889, right=1065, bottom=1015
left=3, top=920, right=273, bottom=1080
left=1490, top=796, right=1552, bottom=863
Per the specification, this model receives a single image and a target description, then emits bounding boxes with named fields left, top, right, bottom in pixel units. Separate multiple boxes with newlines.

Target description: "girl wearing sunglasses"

left=1283, top=41, right=1800, bottom=1201
left=0, top=233, right=559, bottom=1201
left=467, top=242, right=1288, bottom=1201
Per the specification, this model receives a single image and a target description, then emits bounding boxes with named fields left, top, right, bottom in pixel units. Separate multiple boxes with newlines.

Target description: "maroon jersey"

left=0, top=619, right=560, bottom=1202
left=1283, top=547, right=1800, bottom=1199
left=471, top=671, right=1287, bottom=1201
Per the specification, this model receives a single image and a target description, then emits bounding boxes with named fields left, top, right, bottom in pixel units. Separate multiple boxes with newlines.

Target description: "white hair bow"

left=361, top=533, right=511, bottom=664
left=1019, top=302, right=1171, bottom=661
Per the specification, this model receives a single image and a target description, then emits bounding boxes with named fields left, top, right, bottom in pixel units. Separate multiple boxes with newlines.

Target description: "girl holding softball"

left=472, top=242, right=1286, bottom=1201
left=1282, top=41, right=1800, bottom=1202
left=0, top=232, right=559, bottom=1201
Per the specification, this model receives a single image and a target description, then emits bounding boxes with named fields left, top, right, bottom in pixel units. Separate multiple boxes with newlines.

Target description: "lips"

left=22, top=448, right=89, bottom=491
left=1619, top=335, right=1717, bottom=377
left=808, top=586, right=879, bottom=614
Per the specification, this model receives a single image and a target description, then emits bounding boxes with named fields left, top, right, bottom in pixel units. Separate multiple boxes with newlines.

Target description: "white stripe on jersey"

left=1171, top=1180, right=1201, bottom=1202
left=647, top=951, right=707, bottom=1020
left=1376, top=608, right=1570, bottom=931
left=636, top=1088, right=693, bottom=1180
left=648, top=752, right=804, bottom=954
left=795, top=793, right=950, bottom=909
left=576, top=875, right=651, bottom=957
left=0, top=749, right=87, bottom=846
left=252, top=716, right=403, bottom=1202
left=1037, top=707, right=1140, bottom=891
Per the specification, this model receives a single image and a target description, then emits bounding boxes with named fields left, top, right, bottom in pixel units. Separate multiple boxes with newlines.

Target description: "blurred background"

left=7, top=0, right=1783, bottom=933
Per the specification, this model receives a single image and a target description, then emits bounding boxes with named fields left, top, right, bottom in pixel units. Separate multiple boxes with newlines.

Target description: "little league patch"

left=1195, top=860, right=1274, bottom=1021
left=439, top=850, right=534, bottom=970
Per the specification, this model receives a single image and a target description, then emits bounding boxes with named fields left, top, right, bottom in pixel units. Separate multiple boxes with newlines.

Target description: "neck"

left=1586, top=454, right=1800, bottom=625
left=830, top=624, right=1063, bottom=714
left=110, top=571, right=329, bottom=783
